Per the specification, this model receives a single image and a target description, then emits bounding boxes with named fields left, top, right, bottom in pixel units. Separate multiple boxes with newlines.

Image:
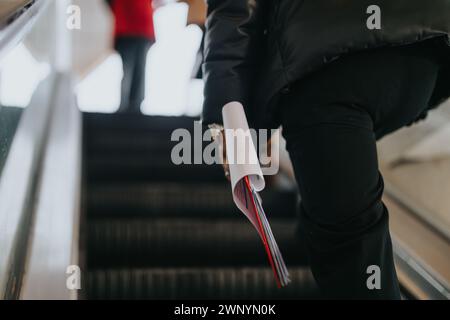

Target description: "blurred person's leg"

left=281, top=44, right=440, bottom=299
left=128, top=38, right=152, bottom=114
left=192, top=26, right=205, bottom=79
left=115, top=37, right=138, bottom=113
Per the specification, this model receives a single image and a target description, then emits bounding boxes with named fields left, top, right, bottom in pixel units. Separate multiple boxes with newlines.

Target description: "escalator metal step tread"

left=87, top=219, right=307, bottom=267
left=86, top=268, right=319, bottom=300
left=84, top=131, right=211, bottom=154
left=82, top=114, right=312, bottom=300
left=87, top=184, right=297, bottom=218
left=86, top=158, right=225, bottom=183
left=83, top=113, right=198, bottom=133
left=85, top=136, right=174, bottom=155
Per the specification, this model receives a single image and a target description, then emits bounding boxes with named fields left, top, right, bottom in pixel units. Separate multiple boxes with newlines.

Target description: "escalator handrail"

left=0, top=0, right=47, bottom=62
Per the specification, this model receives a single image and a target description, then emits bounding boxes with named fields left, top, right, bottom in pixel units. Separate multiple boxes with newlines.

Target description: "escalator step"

left=87, top=156, right=224, bottom=183
left=86, top=157, right=225, bottom=183
left=83, top=113, right=199, bottom=133
left=84, top=126, right=211, bottom=153
left=85, top=132, right=215, bottom=158
left=87, top=219, right=307, bottom=268
left=85, top=132, right=175, bottom=154
left=87, top=184, right=297, bottom=218
left=86, top=267, right=319, bottom=300
left=82, top=114, right=313, bottom=300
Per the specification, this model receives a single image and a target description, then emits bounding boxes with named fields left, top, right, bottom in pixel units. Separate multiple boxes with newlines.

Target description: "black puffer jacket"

left=202, top=0, right=450, bottom=128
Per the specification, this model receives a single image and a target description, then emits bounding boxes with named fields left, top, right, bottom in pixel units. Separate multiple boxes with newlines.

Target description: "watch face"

left=208, top=124, right=224, bottom=139
left=208, top=124, right=223, bottom=129
left=209, top=128, right=222, bottom=140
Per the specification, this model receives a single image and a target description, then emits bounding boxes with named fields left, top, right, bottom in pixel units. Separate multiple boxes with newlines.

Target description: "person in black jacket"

left=202, top=0, right=450, bottom=299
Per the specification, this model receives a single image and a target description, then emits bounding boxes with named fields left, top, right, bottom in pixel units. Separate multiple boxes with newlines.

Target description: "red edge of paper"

left=244, top=176, right=282, bottom=289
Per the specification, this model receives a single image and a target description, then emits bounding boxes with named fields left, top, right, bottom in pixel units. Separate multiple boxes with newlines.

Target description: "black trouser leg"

left=284, top=111, right=400, bottom=299
left=115, top=37, right=136, bottom=113
left=281, top=44, right=440, bottom=299
left=129, top=39, right=152, bottom=113
left=115, top=37, right=152, bottom=113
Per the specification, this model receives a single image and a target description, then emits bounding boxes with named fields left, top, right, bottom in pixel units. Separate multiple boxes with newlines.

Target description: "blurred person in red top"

left=106, top=0, right=155, bottom=114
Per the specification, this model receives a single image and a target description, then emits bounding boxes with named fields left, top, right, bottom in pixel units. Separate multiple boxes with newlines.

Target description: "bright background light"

left=0, top=3, right=204, bottom=116
left=0, top=43, right=50, bottom=108
left=76, top=2, right=204, bottom=116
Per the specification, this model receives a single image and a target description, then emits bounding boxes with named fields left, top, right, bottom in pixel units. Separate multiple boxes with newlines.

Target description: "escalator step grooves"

left=82, top=114, right=314, bottom=299
left=87, top=219, right=307, bottom=267
left=86, top=268, right=319, bottom=300
left=83, top=114, right=199, bottom=133
left=86, top=159, right=225, bottom=183
left=88, top=184, right=233, bottom=216
left=87, top=184, right=297, bottom=218
left=85, top=132, right=174, bottom=151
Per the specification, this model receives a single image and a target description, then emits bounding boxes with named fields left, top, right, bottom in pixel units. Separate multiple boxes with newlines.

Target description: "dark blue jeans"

left=281, top=43, right=441, bottom=299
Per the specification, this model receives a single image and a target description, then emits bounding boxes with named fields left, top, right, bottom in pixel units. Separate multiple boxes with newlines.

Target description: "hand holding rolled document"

left=222, top=102, right=290, bottom=288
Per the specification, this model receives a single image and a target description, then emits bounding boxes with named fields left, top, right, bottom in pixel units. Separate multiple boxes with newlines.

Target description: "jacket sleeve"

left=202, top=0, right=267, bottom=125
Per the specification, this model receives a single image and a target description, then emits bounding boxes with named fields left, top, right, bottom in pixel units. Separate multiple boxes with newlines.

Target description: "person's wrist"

left=208, top=123, right=224, bottom=141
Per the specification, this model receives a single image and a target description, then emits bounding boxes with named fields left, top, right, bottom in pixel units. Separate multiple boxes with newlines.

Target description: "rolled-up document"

left=222, top=101, right=290, bottom=288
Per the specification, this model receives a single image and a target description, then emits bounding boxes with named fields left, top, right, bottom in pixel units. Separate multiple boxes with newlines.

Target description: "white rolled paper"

left=222, top=101, right=265, bottom=192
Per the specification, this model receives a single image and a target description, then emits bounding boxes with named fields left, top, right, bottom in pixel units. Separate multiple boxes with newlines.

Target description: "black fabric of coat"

left=202, top=0, right=450, bottom=128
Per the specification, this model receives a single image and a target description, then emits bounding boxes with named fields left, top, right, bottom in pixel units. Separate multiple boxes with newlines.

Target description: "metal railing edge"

left=384, top=181, right=450, bottom=243
left=0, top=73, right=57, bottom=299
left=0, top=0, right=48, bottom=62
left=393, top=238, right=450, bottom=300
left=19, top=73, right=82, bottom=300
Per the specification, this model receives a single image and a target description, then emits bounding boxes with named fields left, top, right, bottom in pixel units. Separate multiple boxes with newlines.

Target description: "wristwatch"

left=208, top=123, right=224, bottom=141
left=208, top=123, right=230, bottom=178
